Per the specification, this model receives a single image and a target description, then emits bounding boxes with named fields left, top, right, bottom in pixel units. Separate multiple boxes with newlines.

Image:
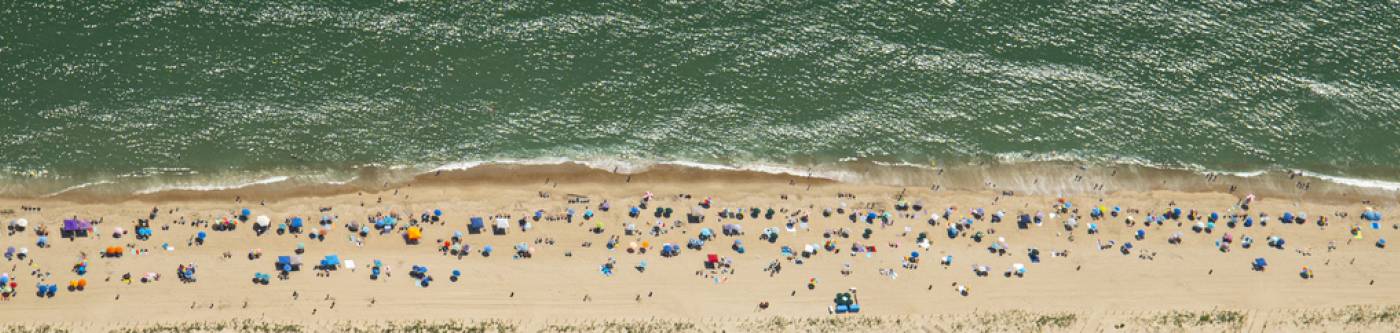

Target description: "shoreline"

left=5, top=160, right=1398, bottom=205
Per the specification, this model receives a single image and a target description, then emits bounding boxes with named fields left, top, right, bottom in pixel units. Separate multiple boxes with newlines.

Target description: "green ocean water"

left=3, top=1, right=1399, bottom=193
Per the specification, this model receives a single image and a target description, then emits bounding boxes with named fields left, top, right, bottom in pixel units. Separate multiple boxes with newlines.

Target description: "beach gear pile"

left=409, top=265, right=432, bottom=287
left=831, top=290, right=861, bottom=314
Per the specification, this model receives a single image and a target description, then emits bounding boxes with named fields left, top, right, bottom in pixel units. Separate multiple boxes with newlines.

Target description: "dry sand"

left=0, top=165, right=1396, bottom=332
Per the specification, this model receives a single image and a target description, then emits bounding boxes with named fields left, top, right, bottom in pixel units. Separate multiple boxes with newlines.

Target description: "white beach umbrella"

left=256, top=215, right=271, bottom=227
left=11, top=219, right=27, bottom=228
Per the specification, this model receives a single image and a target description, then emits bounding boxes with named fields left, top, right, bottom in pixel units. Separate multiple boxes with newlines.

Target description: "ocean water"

left=3, top=1, right=1399, bottom=195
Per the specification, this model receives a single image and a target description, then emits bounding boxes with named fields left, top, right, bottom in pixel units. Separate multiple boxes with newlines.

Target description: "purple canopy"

left=63, top=219, right=92, bottom=232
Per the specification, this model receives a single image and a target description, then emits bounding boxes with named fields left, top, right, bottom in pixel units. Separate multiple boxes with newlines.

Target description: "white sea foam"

left=134, top=176, right=291, bottom=195
left=41, top=180, right=115, bottom=197
left=1300, top=171, right=1400, bottom=192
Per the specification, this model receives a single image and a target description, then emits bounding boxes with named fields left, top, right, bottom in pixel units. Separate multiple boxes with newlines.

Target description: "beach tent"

left=62, top=219, right=93, bottom=238
left=321, top=255, right=341, bottom=270
left=723, top=224, right=742, bottom=236
left=277, top=255, right=303, bottom=271
left=1253, top=258, right=1268, bottom=271
left=493, top=218, right=509, bottom=235
left=469, top=217, right=485, bottom=234
left=688, top=205, right=705, bottom=223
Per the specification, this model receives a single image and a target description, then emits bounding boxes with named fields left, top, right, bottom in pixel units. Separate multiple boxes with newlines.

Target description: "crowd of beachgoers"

left=0, top=170, right=1395, bottom=333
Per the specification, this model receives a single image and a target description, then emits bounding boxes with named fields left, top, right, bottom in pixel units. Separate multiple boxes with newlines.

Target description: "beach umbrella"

left=433, top=209, right=442, bottom=217
left=254, top=216, right=270, bottom=227
left=11, top=218, right=27, bottom=228
left=241, top=208, right=251, bottom=217
left=197, top=231, right=207, bottom=239
left=1363, top=210, right=1382, bottom=222
left=291, top=217, right=304, bottom=228
left=910, top=251, right=920, bottom=258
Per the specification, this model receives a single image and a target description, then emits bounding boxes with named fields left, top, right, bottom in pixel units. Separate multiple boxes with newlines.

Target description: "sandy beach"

left=0, top=164, right=1396, bottom=332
